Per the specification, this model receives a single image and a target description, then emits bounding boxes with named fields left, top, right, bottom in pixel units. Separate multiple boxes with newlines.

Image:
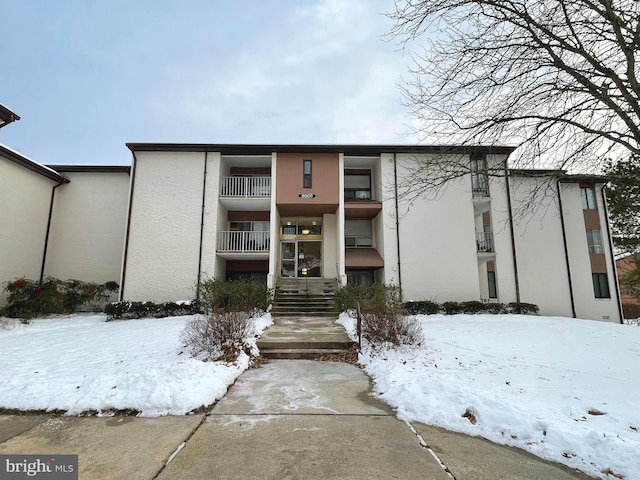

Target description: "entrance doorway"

left=280, top=217, right=322, bottom=278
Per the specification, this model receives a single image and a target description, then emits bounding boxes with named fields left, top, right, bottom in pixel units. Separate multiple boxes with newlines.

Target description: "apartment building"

left=0, top=102, right=623, bottom=321
left=117, top=143, right=622, bottom=322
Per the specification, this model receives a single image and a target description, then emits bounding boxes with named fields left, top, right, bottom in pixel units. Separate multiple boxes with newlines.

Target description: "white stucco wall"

left=561, top=182, right=620, bottom=322
left=379, top=153, right=400, bottom=287
left=323, top=213, right=337, bottom=278
left=485, top=155, right=518, bottom=303
left=0, top=158, right=56, bottom=305
left=394, top=154, right=480, bottom=302
left=122, top=152, right=205, bottom=302
left=45, top=171, right=129, bottom=284
left=511, top=176, right=574, bottom=317
left=199, top=152, right=221, bottom=280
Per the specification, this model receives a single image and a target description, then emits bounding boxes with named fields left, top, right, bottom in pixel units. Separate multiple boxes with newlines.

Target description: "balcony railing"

left=220, top=176, right=271, bottom=197
left=476, top=232, right=494, bottom=252
left=471, top=174, right=490, bottom=197
left=345, top=236, right=373, bottom=247
left=217, top=231, right=270, bottom=253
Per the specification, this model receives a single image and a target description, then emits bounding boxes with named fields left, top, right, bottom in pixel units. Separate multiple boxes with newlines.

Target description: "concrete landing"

left=257, top=316, right=354, bottom=359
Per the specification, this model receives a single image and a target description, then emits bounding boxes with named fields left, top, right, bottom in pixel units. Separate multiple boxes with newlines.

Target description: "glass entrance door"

left=280, top=241, right=322, bottom=277
left=280, top=217, right=323, bottom=278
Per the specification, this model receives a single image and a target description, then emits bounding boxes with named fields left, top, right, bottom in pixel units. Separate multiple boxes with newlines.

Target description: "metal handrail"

left=476, top=232, right=494, bottom=252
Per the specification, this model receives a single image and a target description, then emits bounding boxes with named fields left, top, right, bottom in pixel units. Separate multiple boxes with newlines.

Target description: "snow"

left=338, top=312, right=640, bottom=480
left=0, top=313, right=272, bottom=417
left=2, top=310, right=639, bottom=478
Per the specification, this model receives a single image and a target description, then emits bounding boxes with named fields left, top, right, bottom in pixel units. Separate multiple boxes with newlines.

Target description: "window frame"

left=303, top=160, right=312, bottom=188
left=344, top=173, right=372, bottom=200
left=487, top=271, right=497, bottom=299
left=592, top=273, right=610, bottom=298
left=586, top=229, right=604, bottom=254
left=580, top=186, right=597, bottom=210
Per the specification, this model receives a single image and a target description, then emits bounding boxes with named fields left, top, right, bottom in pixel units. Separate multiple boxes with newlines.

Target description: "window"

left=487, top=271, right=497, bottom=298
left=344, top=174, right=371, bottom=200
left=347, top=270, right=374, bottom=285
left=345, top=220, right=372, bottom=247
left=580, top=186, right=597, bottom=210
left=303, top=160, right=312, bottom=188
left=586, top=229, right=604, bottom=254
left=592, top=273, right=610, bottom=298
left=470, top=153, right=489, bottom=196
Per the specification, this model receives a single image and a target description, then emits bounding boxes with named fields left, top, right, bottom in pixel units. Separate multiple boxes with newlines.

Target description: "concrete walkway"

left=0, top=360, right=594, bottom=479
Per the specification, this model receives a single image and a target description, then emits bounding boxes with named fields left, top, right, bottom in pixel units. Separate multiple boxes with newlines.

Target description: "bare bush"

left=180, top=311, right=254, bottom=362
left=361, top=307, right=423, bottom=346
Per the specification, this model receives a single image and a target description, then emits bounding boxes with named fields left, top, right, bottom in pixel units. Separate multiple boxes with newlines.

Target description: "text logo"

left=1, top=455, right=78, bottom=479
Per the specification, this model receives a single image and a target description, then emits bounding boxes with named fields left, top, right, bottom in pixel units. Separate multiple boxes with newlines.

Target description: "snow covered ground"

left=0, top=313, right=272, bottom=417
left=1, top=311, right=638, bottom=478
left=338, top=313, right=640, bottom=480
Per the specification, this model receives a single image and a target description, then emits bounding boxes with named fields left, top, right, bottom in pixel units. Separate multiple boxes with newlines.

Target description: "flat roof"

left=126, top=143, right=517, bottom=156
left=509, top=168, right=609, bottom=183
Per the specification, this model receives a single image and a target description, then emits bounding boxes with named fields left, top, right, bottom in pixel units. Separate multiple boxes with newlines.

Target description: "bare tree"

left=389, top=0, right=640, bottom=178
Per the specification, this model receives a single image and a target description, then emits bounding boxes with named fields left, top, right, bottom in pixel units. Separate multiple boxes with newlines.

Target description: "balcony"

left=220, top=176, right=271, bottom=197
left=476, top=232, right=494, bottom=253
left=471, top=174, right=490, bottom=197
left=217, top=231, right=270, bottom=254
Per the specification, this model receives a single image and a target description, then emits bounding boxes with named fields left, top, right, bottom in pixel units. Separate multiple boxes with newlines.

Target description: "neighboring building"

left=0, top=107, right=624, bottom=322
left=0, top=105, right=129, bottom=305
left=616, top=254, right=639, bottom=318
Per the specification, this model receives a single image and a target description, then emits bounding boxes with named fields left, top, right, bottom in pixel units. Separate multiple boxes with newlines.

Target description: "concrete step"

left=259, top=348, right=350, bottom=359
left=271, top=311, right=340, bottom=317
left=257, top=317, right=354, bottom=359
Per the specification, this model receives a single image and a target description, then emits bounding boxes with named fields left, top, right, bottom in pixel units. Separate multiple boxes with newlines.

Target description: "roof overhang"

left=46, top=164, right=131, bottom=174
left=126, top=143, right=517, bottom=156
left=0, top=104, right=20, bottom=129
left=0, top=144, right=68, bottom=184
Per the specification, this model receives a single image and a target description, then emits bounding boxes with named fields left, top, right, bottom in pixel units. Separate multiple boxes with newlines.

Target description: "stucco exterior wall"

left=378, top=154, right=400, bottom=287
left=200, top=152, right=221, bottom=280
left=394, top=154, right=480, bottom=302
left=561, top=183, right=620, bottom=322
left=45, top=171, right=129, bottom=284
left=322, top=213, right=338, bottom=279
left=511, top=176, right=574, bottom=316
left=0, top=158, right=56, bottom=305
left=485, top=156, right=518, bottom=303
left=122, top=152, right=204, bottom=302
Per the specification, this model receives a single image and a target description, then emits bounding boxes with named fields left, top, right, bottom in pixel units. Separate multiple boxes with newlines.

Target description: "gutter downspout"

left=557, top=179, right=577, bottom=318
left=393, top=153, right=403, bottom=299
left=119, top=151, right=138, bottom=301
left=504, top=164, right=520, bottom=303
left=196, top=152, right=208, bottom=300
left=600, top=184, right=624, bottom=324
left=40, top=180, right=68, bottom=283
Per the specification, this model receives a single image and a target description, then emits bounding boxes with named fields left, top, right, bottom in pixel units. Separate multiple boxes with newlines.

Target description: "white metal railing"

left=217, top=231, right=270, bottom=253
left=220, top=176, right=271, bottom=197
left=476, top=232, right=494, bottom=252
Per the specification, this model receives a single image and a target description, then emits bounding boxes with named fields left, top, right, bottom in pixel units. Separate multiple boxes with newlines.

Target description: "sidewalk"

left=0, top=360, right=594, bottom=479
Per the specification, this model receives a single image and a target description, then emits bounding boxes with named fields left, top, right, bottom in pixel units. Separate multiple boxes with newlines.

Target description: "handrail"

left=217, top=231, right=270, bottom=252
left=356, top=301, right=362, bottom=350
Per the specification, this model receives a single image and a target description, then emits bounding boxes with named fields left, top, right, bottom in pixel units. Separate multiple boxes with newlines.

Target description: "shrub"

left=335, top=283, right=401, bottom=313
left=198, top=278, right=271, bottom=315
left=403, top=300, right=440, bottom=315
left=483, top=302, right=507, bottom=314
left=460, top=300, right=488, bottom=314
left=104, top=301, right=201, bottom=320
left=506, top=302, right=539, bottom=315
left=623, top=303, right=640, bottom=320
left=441, top=301, right=462, bottom=315
left=360, top=305, right=423, bottom=346
left=1, top=277, right=117, bottom=320
left=180, top=311, right=254, bottom=361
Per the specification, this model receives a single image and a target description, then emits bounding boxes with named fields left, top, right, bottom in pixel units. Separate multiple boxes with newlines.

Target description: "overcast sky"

left=0, top=0, right=421, bottom=166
